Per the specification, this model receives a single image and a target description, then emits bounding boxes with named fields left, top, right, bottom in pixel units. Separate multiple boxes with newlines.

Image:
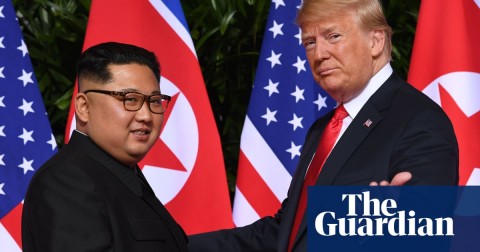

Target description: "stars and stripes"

left=0, top=0, right=57, bottom=250
left=232, top=0, right=335, bottom=227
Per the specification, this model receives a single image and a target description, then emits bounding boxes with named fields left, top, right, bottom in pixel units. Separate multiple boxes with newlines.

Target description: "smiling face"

left=301, top=10, right=387, bottom=103
left=75, top=63, right=163, bottom=167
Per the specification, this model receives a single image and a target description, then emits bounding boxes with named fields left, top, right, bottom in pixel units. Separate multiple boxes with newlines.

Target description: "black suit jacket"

left=188, top=73, right=459, bottom=252
left=22, top=131, right=188, bottom=252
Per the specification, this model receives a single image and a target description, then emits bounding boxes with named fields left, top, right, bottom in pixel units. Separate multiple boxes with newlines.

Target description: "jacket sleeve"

left=187, top=199, right=289, bottom=252
left=391, top=108, right=459, bottom=185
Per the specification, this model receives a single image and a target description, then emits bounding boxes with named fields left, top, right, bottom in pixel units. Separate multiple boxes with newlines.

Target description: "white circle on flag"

left=421, top=71, right=480, bottom=185
left=422, top=71, right=480, bottom=117
left=142, top=76, right=199, bottom=203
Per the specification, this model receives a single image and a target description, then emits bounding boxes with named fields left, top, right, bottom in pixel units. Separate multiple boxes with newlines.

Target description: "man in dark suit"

left=188, top=0, right=458, bottom=251
left=22, top=42, right=188, bottom=251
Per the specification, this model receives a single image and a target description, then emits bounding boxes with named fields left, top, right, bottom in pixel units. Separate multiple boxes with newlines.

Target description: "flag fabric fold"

left=407, top=0, right=480, bottom=185
left=232, top=0, right=334, bottom=227
left=0, top=1, right=57, bottom=250
left=64, top=0, right=233, bottom=234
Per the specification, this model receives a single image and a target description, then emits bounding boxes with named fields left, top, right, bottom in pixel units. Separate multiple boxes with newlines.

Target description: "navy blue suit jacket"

left=188, top=73, right=459, bottom=252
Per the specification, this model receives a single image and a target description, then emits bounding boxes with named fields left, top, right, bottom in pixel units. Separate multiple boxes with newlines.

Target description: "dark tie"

left=288, top=105, right=349, bottom=250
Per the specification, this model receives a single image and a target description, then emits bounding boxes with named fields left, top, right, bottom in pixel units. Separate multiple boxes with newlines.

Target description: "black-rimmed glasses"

left=84, top=89, right=171, bottom=114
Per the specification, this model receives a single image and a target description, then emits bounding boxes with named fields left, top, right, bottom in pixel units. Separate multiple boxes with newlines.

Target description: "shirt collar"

left=74, top=129, right=87, bottom=136
left=342, top=63, right=393, bottom=119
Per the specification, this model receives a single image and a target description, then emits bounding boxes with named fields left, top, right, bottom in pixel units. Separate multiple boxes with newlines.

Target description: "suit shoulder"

left=386, top=81, right=456, bottom=138
left=28, top=144, right=94, bottom=188
left=395, top=80, right=449, bottom=115
left=400, top=81, right=433, bottom=102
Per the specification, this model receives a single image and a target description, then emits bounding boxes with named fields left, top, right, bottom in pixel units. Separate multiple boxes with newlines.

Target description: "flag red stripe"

left=237, top=151, right=281, bottom=217
left=0, top=204, right=23, bottom=249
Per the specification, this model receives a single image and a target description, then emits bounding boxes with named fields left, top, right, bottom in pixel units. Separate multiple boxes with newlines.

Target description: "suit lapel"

left=317, top=73, right=402, bottom=185
left=290, top=73, right=403, bottom=247
left=93, top=148, right=170, bottom=221
left=290, top=114, right=332, bottom=207
left=72, top=130, right=173, bottom=216
left=136, top=167, right=188, bottom=248
left=290, top=105, right=383, bottom=247
left=277, top=114, right=332, bottom=252
left=70, top=132, right=187, bottom=249
left=317, top=102, right=383, bottom=185
left=135, top=167, right=169, bottom=215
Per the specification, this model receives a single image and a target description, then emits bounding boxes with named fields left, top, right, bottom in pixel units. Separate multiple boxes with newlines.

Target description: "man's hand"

left=370, top=172, right=412, bottom=186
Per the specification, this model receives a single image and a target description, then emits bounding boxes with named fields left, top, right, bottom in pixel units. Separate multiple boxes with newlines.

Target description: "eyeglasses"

left=84, top=89, right=171, bottom=114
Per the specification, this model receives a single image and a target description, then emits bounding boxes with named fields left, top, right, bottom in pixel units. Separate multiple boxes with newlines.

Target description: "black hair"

left=77, top=42, right=161, bottom=88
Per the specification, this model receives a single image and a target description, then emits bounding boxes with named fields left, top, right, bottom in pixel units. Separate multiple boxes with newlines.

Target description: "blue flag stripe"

left=0, top=0, right=57, bottom=220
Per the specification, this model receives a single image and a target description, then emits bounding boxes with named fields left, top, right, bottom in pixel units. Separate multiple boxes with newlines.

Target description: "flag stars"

left=47, top=133, right=57, bottom=151
left=0, top=36, right=5, bottom=48
left=18, top=128, right=34, bottom=145
left=314, top=93, right=328, bottom=111
left=18, top=40, right=29, bottom=57
left=0, top=66, right=5, bottom=78
left=264, top=79, right=279, bottom=97
left=19, top=99, right=35, bottom=116
left=0, top=183, right=5, bottom=195
left=18, top=157, right=34, bottom=174
left=0, top=5, right=5, bottom=18
left=294, top=28, right=302, bottom=45
left=262, top=107, right=278, bottom=126
left=266, top=50, right=282, bottom=68
left=292, top=56, right=306, bottom=73
left=18, top=69, right=33, bottom=86
left=288, top=113, right=304, bottom=131
left=286, top=141, right=302, bottom=159
left=291, top=85, right=305, bottom=103
left=0, top=153, right=5, bottom=166
left=0, top=96, right=5, bottom=107
left=269, top=20, right=284, bottom=39
left=272, top=0, right=286, bottom=9
left=0, top=125, right=5, bottom=137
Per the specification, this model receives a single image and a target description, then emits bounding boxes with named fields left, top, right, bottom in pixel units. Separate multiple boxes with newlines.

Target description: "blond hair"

left=296, top=0, right=392, bottom=56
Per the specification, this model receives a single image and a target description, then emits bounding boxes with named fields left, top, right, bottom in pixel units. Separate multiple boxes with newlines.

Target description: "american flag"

left=232, top=0, right=335, bottom=226
left=0, top=0, right=57, bottom=250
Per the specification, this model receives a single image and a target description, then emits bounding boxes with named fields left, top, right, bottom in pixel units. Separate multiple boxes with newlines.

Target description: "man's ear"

left=75, top=93, right=89, bottom=123
left=371, top=29, right=386, bottom=58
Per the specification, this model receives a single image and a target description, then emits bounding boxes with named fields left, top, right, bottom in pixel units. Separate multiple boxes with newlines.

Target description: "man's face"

left=81, top=64, right=164, bottom=167
left=301, top=12, right=376, bottom=103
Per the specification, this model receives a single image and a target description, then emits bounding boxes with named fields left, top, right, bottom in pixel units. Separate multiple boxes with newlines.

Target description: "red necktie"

left=288, top=105, right=348, bottom=251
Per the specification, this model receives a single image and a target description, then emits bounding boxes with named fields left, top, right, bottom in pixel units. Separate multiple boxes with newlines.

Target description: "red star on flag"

left=139, top=93, right=186, bottom=172
left=439, top=85, right=480, bottom=185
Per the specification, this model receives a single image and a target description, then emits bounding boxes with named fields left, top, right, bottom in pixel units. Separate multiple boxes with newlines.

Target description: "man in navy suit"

left=22, top=42, right=188, bottom=251
left=188, top=0, right=458, bottom=251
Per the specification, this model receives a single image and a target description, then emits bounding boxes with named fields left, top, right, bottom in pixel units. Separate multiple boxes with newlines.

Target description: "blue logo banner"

left=307, top=186, right=480, bottom=252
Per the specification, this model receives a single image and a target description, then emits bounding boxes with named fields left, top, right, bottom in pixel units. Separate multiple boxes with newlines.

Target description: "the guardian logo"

left=315, top=191, right=454, bottom=237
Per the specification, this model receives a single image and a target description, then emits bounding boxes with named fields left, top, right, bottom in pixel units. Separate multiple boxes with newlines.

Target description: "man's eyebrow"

left=118, top=88, right=138, bottom=93
left=301, top=30, right=314, bottom=40
left=301, top=27, right=333, bottom=41
left=118, top=88, right=161, bottom=95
